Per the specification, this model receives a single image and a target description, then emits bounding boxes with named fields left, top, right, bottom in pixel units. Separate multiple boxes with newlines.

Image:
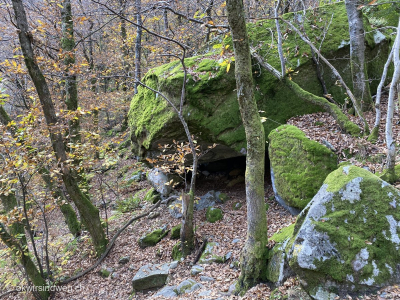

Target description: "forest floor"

left=4, top=97, right=400, bottom=300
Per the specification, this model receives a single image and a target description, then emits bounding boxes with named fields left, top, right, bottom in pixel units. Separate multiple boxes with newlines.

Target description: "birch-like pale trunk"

left=227, top=0, right=269, bottom=292
left=368, top=46, right=394, bottom=142
left=385, top=17, right=400, bottom=182
left=345, top=0, right=372, bottom=111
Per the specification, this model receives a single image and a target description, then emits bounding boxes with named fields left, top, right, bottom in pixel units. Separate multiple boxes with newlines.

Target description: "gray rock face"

left=195, top=191, right=217, bottom=210
left=131, top=262, right=172, bottom=291
left=190, top=265, right=204, bottom=276
left=168, top=200, right=183, bottom=219
left=147, top=169, right=180, bottom=196
left=287, top=166, right=400, bottom=298
left=155, top=286, right=178, bottom=298
left=176, top=279, right=203, bottom=294
left=200, top=276, right=215, bottom=282
left=198, top=242, right=225, bottom=264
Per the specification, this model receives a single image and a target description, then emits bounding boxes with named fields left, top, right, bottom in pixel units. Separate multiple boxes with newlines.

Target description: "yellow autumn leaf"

left=226, top=62, right=231, bottom=73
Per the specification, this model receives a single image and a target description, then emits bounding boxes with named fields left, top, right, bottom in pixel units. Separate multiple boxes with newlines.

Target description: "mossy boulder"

left=131, top=262, right=172, bottom=291
left=266, top=224, right=295, bottom=285
left=286, top=165, right=400, bottom=298
left=128, top=2, right=397, bottom=159
left=171, top=241, right=183, bottom=261
left=198, top=242, right=225, bottom=264
left=170, top=224, right=181, bottom=239
left=138, top=226, right=169, bottom=248
left=269, top=125, right=337, bottom=211
left=206, top=207, right=223, bottom=223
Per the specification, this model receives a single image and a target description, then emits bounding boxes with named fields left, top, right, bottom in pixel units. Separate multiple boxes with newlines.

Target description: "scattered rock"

left=190, top=265, right=204, bottom=276
left=138, top=226, right=169, bottom=248
left=232, top=238, right=240, bottom=244
left=195, top=190, right=217, bottom=210
left=269, top=124, right=337, bottom=210
left=170, top=224, right=181, bottom=239
left=99, top=267, right=114, bottom=278
left=199, top=242, right=225, bottom=264
left=224, top=251, right=232, bottom=261
left=118, top=256, right=130, bottom=265
left=131, top=262, right=172, bottom=291
left=215, top=191, right=229, bottom=203
left=111, top=272, right=119, bottom=279
left=200, top=276, right=215, bottom=282
left=232, top=202, right=242, bottom=210
left=154, top=286, right=178, bottom=298
left=176, top=279, right=203, bottom=295
left=171, top=242, right=182, bottom=261
left=228, top=283, right=237, bottom=295
left=198, top=290, right=211, bottom=297
left=206, top=207, right=223, bottom=223
left=147, top=168, right=181, bottom=196
left=169, top=261, right=179, bottom=269
left=287, top=286, right=312, bottom=300
left=168, top=200, right=183, bottom=219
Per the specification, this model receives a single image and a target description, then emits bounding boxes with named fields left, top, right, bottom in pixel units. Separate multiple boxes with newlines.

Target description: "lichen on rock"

left=286, top=165, right=400, bottom=297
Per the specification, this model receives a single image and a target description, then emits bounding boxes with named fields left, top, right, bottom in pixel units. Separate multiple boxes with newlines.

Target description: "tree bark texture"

left=345, top=0, right=372, bottom=111
left=12, top=0, right=107, bottom=255
left=134, top=0, right=142, bottom=94
left=61, top=0, right=80, bottom=144
left=226, top=0, right=269, bottom=292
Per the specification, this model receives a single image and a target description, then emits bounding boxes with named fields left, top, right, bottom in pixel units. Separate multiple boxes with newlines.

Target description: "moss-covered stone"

left=206, top=207, right=223, bottom=223
left=269, top=125, right=337, bottom=210
left=270, top=224, right=295, bottom=244
left=170, top=224, right=181, bottom=240
left=138, top=227, right=169, bottom=248
left=198, top=242, right=225, bottom=264
left=287, top=165, right=400, bottom=296
left=171, top=241, right=183, bottom=260
left=128, top=2, right=398, bottom=157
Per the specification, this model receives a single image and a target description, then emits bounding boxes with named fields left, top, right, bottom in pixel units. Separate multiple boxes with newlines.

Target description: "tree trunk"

left=11, top=0, right=107, bottom=256
left=61, top=0, right=80, bottom=145
left=384, top=17, right=400, bottom=182
left=134, top=0, right=142, bottom=94
left=345, top=0, right=372, bottom=111
left=39, top=168, right=81, bottom=237
left=226, top=0, right=269, bottom=292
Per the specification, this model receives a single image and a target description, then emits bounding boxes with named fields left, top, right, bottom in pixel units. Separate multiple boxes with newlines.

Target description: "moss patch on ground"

left=269, top=125, right=337, bottom=209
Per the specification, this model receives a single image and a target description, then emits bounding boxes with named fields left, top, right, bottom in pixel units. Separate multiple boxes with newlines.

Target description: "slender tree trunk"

left=0, top=106, right=81, bottom=237
left=205, top=0, right=213, bottom=43
left=226, top=0, right=269, bottom=292
left=368, top=46, right=394, bottom=142
left=384, top=17, right=400, bottom=182
left=12, top=0, right=107, bottom=256
left=134, top=0, right=142, bottom=94
left=345, top=0, right=372, bottom=111
left=61, top=0, right=80, bottom=145
left=39, top=168, right=81, bottom=237
left=0, top=223, right=49, bottom=300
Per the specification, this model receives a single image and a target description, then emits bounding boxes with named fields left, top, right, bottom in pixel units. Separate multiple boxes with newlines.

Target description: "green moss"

left=299, top=166, right=400, bottom=289
left=206, top=207, right=223, bottom=223
left=270, top=224, right=295, bottom=243
left=217, top=193, right=229, bottom=203
left=269, top=125, right=337, bottom=209
left=170, top=224, right=181, bottom=240
left=138, top=228, right=169, bottom=248
left=129, top=2, right=394, bottom=155
left=171, top=241, right=183, bottom=260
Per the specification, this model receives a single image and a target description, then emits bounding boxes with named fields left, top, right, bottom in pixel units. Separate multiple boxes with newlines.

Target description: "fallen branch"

left=0, top=290, right=19, bottom=299
left=193, top=237, right=208, bottom=264
left=58, top=199, right=162, bottom=285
